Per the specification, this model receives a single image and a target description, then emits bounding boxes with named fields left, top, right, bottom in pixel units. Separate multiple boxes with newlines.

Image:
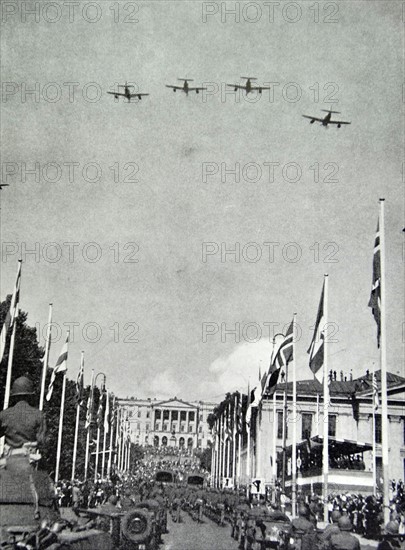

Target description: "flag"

left=46, top=332, right=69, bottom=401
left=76, top=353, right=84, bottom=406
left=104, top=391, right=110, bottom=434
left=246, top=385, right=257, bottom=426
left=0, top=261, right=22, bottom=364
left=368, top=221, right=381, bottom=347
left=236, top=395, right=243, bottom=433
left=224, top=405, right=232, bottom=441
left=372, top=373, right=379, bottom=411
left=307, top=282, right=325, bottom=383
left=266, top=319, right=294, bottom=397
left=85, top=394, right=92, bottom=429
left=97, top=392, right=104, bottom=428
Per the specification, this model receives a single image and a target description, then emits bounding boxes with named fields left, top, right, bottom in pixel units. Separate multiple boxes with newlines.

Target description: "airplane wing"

left=188, top=87, right=207, bottom=92
left=302, top=115, right=324, bottom=122
left=107, top=92, right=126, bottom=97
left=328, top=120, right=351, bottom=125
left=129, top=93, right=150, bottom=99
left=250, top=86, right=271, bottom=91
left=226, top=84, right=246, bottom=90
left=165, top=85, right=183, bottom=90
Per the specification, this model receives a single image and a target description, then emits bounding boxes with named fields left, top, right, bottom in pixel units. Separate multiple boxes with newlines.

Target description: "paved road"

left=162, top=512, right=240, bottom=550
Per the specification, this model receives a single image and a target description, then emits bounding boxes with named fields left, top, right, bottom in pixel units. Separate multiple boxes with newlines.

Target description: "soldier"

left=377, top=521, right=402, bottom=550
left=0, top=376, right=46, bottom=465
left=319, top=509, right=342, bottom=550
left=291, top=504, right=317, bottom=550
left=329, top=516, right=360, bottom=550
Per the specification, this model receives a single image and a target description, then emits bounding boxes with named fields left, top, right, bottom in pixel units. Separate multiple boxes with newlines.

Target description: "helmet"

left=298, top=505, right=310, bottom=519
left=385, top=521, right=399, bottom=535
left=10, top=376, right=34, bottom=397
left=331, top=510, right=342, bottom=523
left=338, top=516, right=353, bottom=531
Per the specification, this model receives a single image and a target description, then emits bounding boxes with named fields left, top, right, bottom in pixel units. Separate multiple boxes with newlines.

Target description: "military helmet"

left=338, top=516, right=353, bottom=531
left=10, top=376, right=34, bottom=397
left=385, top=521, right=399, bottom=535
left=331, top=510, right=342, bottom=523
left=298, top=504, right=310, bottom=518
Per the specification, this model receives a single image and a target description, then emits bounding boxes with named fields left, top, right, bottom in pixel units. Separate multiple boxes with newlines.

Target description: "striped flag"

left=96, top=392, right=104, bottom=429
left=372, top=373, right=379, bottom=411
left=76, top=352, right=84, bottom=406
left=368, top=221, right=381, bottom=347
left=46, top=332, right=69, bottom=401
left=236, top=394, right=243, bottom=433
left=266, top=319, right=294, bottom=397
left=307, top=282, right=325, bottom=383
left=0, top=261, right=22, bottom=364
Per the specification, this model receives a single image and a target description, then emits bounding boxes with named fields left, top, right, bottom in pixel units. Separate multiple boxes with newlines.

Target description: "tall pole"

left=372, top=363, right=377, bottom=496
left=221, top=413, right=226, bottom=487
left=379, top=199, right=390, bottom=525
left=282, top=363, right=289, bottom=491
left=107, top=396, right=115, bottom=479
left=116, top=408, right=121, bottom=469
left=226, top=406, right=230, bottom=478
left=84, top=369, right=94, bottom=481
left=2, top=260, right=22, bottom=413
left=232, top=395, right=237, bottom=484
left=272, top=391, right=277, bottom=489
left=94, top=425, right=101, bottom=482
left=55, top=373, right=67, bottom=483
left=39, top=303, right=53, bottom=411
left=71, top=350, right=84, bottom=481
left=291, top=314, right=297, bottom=518
left=323, top=274, right=329, bottom=523
left=101, top=391, right=109, bottom=480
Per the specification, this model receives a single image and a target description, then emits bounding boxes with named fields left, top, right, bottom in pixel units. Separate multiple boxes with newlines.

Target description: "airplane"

left=165, top=79, right=207, bottom=95
left=226, top=77, right=270, bottom=95
left=108, top=82, right=149, bottom=102
left=302, top=109, right=351, bottom=128
left=0, top=184, right=9, bottom=190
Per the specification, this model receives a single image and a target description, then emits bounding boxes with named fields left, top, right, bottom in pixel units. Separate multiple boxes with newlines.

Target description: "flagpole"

left=246, top=382, right=251, bottom=483
left=107, top=396, right=115, bottom=479
left=116, top=408, right=121, bottom=469
left=54, top=330, right=69, bottom=483
left=2, top=260, right=22, bottom=415
left=84, top=368, right=94, bottom=481
left=379, top=198, right=390, bottom=525
left=226, top=405, right=230, bottom=478
left=71, top=350, right=84, bottom=481
left=323, top=274, right=329, bottom=523
left=101, top=392, right=108, bottom=479
left=221, top=413, right=226, bottom=488
left=237, top=395, right=241, bottom=487
left=94, top=424, right=101, bottom=482
left=272, top=391, right=277, bottom=497
left=372, top=363, right=377, bottom=496
left=39, top=303, right=52, bottom=411
left=232, top=396, right=236, bottom=484
left=291, top=313, right=297, bottom=518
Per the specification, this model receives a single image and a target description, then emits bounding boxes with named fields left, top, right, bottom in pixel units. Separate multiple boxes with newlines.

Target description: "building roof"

left=270, top=370, right=405, bottom=398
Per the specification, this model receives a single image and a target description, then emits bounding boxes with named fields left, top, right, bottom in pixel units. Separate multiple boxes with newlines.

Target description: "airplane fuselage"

left=322, top=112, right=332, bottom=126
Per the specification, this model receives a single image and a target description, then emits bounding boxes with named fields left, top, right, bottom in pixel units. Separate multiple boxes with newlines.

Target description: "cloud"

left=140, top=369, right=181, bottom=400
left=201, top=339, right=274, bottom=400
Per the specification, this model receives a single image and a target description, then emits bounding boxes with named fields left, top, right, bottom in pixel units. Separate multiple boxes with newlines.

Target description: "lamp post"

left=94, top=372, right=106, bottom=483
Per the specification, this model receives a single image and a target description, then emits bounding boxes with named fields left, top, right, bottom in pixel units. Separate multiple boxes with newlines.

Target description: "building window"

left=199, top=414, right=203, bottom=422
left=171, top=423, right=177, bottom=433
left=155, top=410, right=161, bottom=420
left=187, top=437, right=193, bottom=449
left=163, top=423, right=168, bottom=432
left=375, top=414, right=382, bottom=444
left=146, top=411, right=150, bottom=419
left=137, top=422, right=140, bottom=430
left=180, top=425, right=184, bottom=432
left=179, top=437, right=185, bottom=448
left=154, top=435, right=159, bottom=447
left=189, top=425, right=193, bottom=432
left=199, top=426, right=202, bottom=433
left=155, top=422, right=159, bottom=431
left=328, top=415, right=337, bottom=438
left=180, top=411, right=187, bottom=421
left=162, top=436, right=168, bottom=447
left=137, top=410, right=141, bottom=418
left=189, top=411, right=195, bottom=422
left=302, top=413, right=312, bottom=440
left=129, top=410, right=133, bottom=418
left=277, top=412, right=287, bottom=439
left=163, top=410, right=169, bottom=421
left=172, top=410, right=178, bottom=421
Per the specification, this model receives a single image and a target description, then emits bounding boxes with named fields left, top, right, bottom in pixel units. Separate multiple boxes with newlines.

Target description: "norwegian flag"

left=75, top=352, right=84, bottom=406
left=372, top=373, right=379, bottom=412
left=266, top=319, right=294, bottom=397
left=46, top=332, right=69, bottom=401
left=307, top=282, right=325, bottom=383
left=368, top=221, right=381, bottom=347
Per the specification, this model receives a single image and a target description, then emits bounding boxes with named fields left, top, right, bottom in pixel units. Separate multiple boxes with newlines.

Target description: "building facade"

left=117, top=396, right=216, bottom=451
left=237, top=370, right=405, bottom=493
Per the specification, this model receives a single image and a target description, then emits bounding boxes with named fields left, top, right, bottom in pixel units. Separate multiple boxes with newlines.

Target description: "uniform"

left=0, top=400, right=45, bottom=449
left=329, top=531, right=361, bottom=550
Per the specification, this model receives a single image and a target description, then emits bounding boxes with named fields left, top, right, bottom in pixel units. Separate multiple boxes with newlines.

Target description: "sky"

left=0, top=0, right=403, bottom=403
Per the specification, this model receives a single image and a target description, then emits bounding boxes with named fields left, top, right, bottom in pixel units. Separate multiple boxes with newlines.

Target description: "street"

left=162, top=513, right=240, bottom=550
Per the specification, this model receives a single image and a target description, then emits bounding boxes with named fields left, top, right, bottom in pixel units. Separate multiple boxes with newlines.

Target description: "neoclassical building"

left=117, top=396, right=216, bottom=451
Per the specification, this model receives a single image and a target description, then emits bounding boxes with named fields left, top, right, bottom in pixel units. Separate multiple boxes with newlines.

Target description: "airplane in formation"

left=302, top=108, right=351, bottom=128
left=226, top=77, right=270, bottom=95
left=165, top=79, right=207, bottom=95
left=108, top=83, right=149, bottom=102
left=0, top=184, right=9, bottom=190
